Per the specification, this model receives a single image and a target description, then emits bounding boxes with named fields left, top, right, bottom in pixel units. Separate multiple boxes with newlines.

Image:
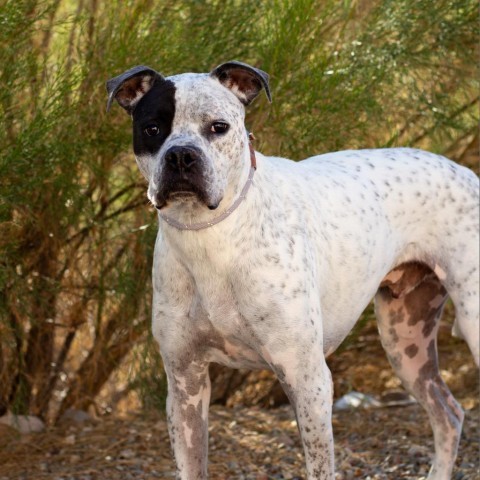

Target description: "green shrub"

left=0, top=0, right=477, bottom=420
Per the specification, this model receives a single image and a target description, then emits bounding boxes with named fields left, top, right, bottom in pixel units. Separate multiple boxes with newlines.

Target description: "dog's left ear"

left=106, top=65, right=163, bottom=113
left=210, top=61, right=272, bottom=105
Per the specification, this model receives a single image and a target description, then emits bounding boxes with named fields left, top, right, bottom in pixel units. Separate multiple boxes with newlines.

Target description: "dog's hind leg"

left=375, top=263, right=464, bottom=480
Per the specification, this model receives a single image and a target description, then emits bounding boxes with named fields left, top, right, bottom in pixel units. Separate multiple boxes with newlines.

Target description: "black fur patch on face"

left=132, top=79, right=176, bottom=156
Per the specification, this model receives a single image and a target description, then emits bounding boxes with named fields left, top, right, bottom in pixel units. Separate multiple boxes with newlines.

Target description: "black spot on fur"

left=132, top=79, right=176, bottom=156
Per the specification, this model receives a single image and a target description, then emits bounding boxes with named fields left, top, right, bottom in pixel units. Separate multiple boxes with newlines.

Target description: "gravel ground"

left=1, top=319, right=478, bottom=479
left=0, top=402, right=478, bottom=480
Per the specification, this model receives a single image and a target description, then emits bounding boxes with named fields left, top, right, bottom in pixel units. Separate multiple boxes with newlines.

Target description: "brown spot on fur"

left=389, top=307, right=406, bottom=326
left=403, top=277, right=447, bottom=337
left=380, top=261, right=436, bottom=298
left=388, top=326, right=400, bottom=343
left=404, top=343, right=419, bottom=358
left=382, top=262, right=448, bottom=339
left=415, top=340, right=437, bottom=392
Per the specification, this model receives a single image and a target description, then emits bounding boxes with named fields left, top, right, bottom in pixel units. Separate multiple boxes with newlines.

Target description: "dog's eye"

left=144, top=124, right=160, bottom=136
left=211, top=122, right=229, bottom=134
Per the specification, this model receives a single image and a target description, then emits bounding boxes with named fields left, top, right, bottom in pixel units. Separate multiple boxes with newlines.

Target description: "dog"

left=106, top=61, right=479, bottom=480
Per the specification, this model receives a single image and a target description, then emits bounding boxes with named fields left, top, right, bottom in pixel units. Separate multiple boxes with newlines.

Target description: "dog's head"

left=107, top=61, right=270, bottom=212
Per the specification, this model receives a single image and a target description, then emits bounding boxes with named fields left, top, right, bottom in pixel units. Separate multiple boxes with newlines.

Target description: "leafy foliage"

left=0, top=0, right=478, bottom=420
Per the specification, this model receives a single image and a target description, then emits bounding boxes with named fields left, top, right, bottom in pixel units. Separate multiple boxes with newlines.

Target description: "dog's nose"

left=164, top=146, right=200, bottom=172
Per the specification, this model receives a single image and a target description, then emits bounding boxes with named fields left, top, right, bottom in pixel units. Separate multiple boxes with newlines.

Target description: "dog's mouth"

left=155, top=180, right=220, bottom=210
left=166, top=179, right=203, bottom=201
left=167, top=180, right=197, bottom=198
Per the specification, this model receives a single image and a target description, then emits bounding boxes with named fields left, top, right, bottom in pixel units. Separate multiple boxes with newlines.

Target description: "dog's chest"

left=181, top=264, right=272, bottom=369
left=169, top=229, right=291, bottom=331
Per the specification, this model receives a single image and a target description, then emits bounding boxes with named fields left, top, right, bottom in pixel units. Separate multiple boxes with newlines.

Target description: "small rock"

left=276, top=432, right=295, bottom=447
left=333, top=392, right=382, bottom=411
left=0, top=412, right=45, bottom=433
left=64, top=434, right=76, bottom=445
left=119, top=448, right=136, bottom=459
left=380, top=390, right=416, bottom=406
left=59, top=409, right=92, bottom=424
left=407, top=445, right=429, bottom=457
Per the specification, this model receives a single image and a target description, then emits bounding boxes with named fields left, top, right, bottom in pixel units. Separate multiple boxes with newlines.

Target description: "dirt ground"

left=1, top=319, right=478, bottom=480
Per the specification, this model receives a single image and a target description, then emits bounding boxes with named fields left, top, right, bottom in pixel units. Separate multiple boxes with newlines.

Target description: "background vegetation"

left=0, top=0, right=478, bottom=423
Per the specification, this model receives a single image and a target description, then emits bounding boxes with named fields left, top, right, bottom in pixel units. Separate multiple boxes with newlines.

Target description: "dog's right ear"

left=106, top=65, right=163, bottom=113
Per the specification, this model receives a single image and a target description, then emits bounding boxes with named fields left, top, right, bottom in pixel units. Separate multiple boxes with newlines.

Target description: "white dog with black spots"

left=107, top=61, right=479, bottom=480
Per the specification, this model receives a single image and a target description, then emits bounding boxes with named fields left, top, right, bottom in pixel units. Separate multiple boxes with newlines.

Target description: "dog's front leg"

left=151, top=244, right=211, bottom=478
left=164, top=359, right=211, bottom=480
left=270, top=349, right=335, bottom=479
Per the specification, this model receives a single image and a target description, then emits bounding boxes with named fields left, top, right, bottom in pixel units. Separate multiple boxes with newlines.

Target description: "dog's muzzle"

left=157, top=135, right=257, bottom=231
left=153, top=145, right=212, bottom=209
